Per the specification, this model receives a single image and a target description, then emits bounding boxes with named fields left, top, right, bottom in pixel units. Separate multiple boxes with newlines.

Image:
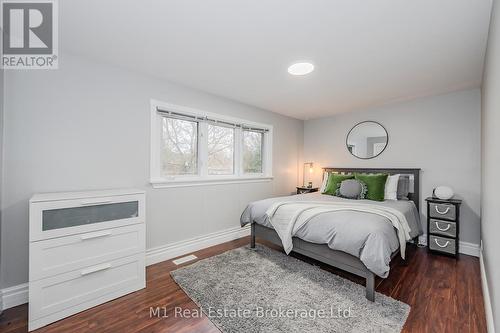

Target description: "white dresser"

left=28, top=189, right=146, bottom=331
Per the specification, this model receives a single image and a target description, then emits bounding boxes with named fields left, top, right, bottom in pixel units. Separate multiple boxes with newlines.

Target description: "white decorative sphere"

left=434, top=186, right=454, bottom=200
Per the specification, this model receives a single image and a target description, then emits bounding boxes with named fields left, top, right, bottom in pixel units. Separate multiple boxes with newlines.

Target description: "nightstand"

left=426, top=197, right=462, bottom=258
left=296, top=187, right=319, bottom=194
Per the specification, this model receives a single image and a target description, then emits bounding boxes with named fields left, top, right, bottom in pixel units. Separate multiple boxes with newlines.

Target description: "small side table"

left=296, top=187, right=319, bottom=194
left=426, top=197, right=462, bottom=258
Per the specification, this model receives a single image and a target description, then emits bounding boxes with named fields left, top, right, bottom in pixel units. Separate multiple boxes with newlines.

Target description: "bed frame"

left=250, top=167, right=421, bottom=302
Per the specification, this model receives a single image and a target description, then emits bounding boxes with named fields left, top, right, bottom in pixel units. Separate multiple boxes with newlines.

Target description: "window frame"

left=150, top=100, right=273, bottom=188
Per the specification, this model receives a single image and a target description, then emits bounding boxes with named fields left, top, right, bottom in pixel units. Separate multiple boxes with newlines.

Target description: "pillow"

left=354, top=173, right=389, bottom=201
left=322, top=173, right=354, bottom=195
left=335, top=179, right=367, bottom=199
left=319, top=171, right=329, bottom=193
left=397, top=175, right=410, bottom=200
left=384, top=174, right=400, bottom=200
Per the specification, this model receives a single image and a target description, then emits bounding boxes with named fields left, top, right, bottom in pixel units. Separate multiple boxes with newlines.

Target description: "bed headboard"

left=322, top=168, right=421, bottom=211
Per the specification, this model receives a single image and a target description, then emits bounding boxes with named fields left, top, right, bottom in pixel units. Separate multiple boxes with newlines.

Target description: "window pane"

left=208, top=124, right=234, bottom=175
left=243, top=130, right=263, bottom=174
left=161, top=117, right=198, bottom=176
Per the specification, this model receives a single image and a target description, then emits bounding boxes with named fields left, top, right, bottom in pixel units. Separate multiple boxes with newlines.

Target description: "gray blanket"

left=240, top=192, right=422, bottom=278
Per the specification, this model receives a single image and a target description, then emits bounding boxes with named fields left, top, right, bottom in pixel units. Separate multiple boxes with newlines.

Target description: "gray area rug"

left=171, top=245, right=410, bottom=333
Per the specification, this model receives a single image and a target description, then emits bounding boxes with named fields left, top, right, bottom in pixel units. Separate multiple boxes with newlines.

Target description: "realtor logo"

left=1, top=0, right=58, bottom=69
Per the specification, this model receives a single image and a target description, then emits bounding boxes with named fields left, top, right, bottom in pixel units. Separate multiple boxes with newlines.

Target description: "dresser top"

left=30, top=188, right=145, bottom=203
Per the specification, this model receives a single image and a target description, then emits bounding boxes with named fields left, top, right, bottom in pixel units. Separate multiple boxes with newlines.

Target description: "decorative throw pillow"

left=384, top=174, right=400, bottom=200
left=397, top=175, right=410, bottom=200
left=322, top=173, right=354, bottom=195
left=319, top=171, right=330, bottom=193
left=354, top=173, right=389, bottom=201
left=335, top=179, right=367, bottom=199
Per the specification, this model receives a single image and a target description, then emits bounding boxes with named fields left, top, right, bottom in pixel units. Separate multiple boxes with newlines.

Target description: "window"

left=150, top=100, right=273, bottom=188
left=161, top=117, right=198, bottom=176
left=208, top=124, right=234, bottom=175
left=242, top=130, right=263, bottom=174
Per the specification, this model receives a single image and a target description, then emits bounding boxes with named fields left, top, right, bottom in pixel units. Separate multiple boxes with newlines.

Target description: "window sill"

left=150, top=176, right=274, bottom=189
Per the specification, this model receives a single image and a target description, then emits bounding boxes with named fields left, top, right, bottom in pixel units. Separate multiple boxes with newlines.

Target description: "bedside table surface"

left=425, top=197, right=462, bottom=204
left=296, top=187, right=319, bottom=194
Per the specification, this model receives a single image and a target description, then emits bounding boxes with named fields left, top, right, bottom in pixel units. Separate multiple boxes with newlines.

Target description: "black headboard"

left=322, top=168, right=421, bottom=211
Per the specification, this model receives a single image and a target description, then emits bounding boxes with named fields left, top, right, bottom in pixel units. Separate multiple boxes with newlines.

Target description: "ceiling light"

left=288, top=62, right=314, bottom=76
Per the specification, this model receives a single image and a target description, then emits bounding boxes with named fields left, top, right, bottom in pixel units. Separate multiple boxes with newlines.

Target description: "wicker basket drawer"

left=429, top=235, right=456, bottom=255
left=429, top=219, right=456, bottom=238
left=429, top=202, right=456, bottom=221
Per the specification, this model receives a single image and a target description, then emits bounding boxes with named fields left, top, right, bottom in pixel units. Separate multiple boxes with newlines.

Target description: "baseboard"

left=480, top=249, right=496, bottom=333
left=1, top=283, right=28, bottom=311
left=459, top=240, right=481, bottom=257
left=145, top=225, right=251, bottom=266
left=0, top=226, right=251, bottom=311
left=418, top=234, right=480, bottom=257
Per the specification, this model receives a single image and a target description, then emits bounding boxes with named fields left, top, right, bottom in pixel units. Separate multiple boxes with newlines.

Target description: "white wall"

left=0, top=54, right=303, bottom=288
left=304, top=89, right=481, bottom=245
left=0, top=66, right=4, bottom=307
left=481, top=0, right=500, bottom=329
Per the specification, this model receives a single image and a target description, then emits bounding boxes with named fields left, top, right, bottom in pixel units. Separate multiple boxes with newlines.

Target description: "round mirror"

left=346, top=121, right=388, bottom=159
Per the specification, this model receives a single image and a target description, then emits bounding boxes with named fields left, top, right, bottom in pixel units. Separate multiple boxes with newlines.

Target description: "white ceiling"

left=60, top=0, right=492, bottom=120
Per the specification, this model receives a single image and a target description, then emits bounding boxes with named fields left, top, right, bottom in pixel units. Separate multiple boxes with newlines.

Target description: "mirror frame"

left=346, top=121, right=389, bottom=160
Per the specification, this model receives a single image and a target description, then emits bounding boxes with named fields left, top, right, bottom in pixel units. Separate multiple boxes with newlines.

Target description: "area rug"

left=171, top=245, right=410, bottom=333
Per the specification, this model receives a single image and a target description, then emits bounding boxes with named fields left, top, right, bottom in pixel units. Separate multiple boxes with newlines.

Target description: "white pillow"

left=319, top=172, right=329, bottom=193
left=384, top=174, right=400, bottom=200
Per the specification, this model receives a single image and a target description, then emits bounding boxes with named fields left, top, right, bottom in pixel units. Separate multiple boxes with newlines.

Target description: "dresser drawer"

left=429, top=235, right=456, bottom=255
left=29, top=193, right=145, bottom=241
left=30, top=224, right=145, bottom=280
left=429, top=219, right=457, bottom=238
left=29, top=254, right=145, bottom=324
left=429, top=202, right=456, bottom=221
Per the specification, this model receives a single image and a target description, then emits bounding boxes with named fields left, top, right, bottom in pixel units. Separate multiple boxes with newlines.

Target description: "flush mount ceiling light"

left=288, top=62, right=314, bottom=76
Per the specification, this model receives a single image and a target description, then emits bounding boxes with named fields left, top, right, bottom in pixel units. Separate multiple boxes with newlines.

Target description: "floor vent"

left=172, top=254, right=198, bottom=265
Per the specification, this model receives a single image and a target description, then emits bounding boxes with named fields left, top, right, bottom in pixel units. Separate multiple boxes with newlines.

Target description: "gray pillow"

left=335, top=179, right=367, bottom=199
left=397, top=175, right=410, bottom=200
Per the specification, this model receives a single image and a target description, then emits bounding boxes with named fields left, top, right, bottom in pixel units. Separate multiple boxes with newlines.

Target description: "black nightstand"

left=296, top=187, right=319, bottom=194
left=426, top=197, right=462, bottom=258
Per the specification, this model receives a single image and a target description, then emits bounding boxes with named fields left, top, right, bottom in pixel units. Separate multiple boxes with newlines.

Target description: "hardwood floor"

left=0, top=237, right=487, bottom=333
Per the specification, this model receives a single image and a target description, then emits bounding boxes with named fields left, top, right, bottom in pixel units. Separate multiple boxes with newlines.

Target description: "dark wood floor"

left=0, top=237, right=487, bottom=333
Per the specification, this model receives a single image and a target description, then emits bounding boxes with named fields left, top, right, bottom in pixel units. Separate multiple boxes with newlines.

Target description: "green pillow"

left=354, top=173, right=389, bottom=201
left=322, top=173, right=354, bottom=195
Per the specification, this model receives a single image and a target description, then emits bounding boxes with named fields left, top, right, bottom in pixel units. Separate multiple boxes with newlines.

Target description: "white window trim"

left=150, top=99, right=273, bottom=188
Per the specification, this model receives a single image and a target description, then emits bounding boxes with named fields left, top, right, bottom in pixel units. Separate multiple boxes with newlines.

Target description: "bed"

left=240, top=167, right=422, bottom=301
